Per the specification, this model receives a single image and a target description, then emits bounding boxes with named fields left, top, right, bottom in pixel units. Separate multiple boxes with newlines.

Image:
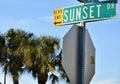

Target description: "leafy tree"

left=23, top=36, right=59, bottom=84
left=0, top=29, right=60, bottom=84
left=0, top=29, right=34, bottom=84
left=0, top=34, right=7, bottom=84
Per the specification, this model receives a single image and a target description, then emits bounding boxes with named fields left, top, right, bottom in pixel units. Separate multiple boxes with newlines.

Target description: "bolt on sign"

left=53, top=1, right=117, bottom=26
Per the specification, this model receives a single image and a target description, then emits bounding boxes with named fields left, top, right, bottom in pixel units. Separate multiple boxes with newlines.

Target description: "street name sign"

left=53, top=1, right=117, bottom=26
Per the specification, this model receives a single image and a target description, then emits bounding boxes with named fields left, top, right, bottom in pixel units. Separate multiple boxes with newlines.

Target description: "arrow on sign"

left=54, top=21, right=62, bottom=25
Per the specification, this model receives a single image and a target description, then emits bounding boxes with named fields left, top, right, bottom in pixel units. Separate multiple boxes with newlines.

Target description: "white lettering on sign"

left=83, top=6, right=88, bottom=19
left=70, top=9, right=75, bottom=21
left=111, top=2, right=115, bottom=9
left=97, top=5, right=101, bottom=18
left=107, top=3, right=111, bottom=9
left=76, top=8, right=81, bottom=20
left=64, top=10, right=68, bottom=22
left=107, top=2, right=115, bottom=10
left=90, top=6, right=95, bottom=19
left=63, top=4, right=103, bottom=22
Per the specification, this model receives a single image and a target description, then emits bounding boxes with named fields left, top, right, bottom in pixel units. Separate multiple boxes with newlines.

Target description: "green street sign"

left=53, top=1, right=117, bottom=26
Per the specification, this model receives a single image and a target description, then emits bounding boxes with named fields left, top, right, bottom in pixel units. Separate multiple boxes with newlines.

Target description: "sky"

left=0, top=0, right=120, bottom=84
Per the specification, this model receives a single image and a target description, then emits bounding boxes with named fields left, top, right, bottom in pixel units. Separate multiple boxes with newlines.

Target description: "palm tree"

left=0, top=34, right=7, bottom=84
left=23, top=36, right=59, bottom=84
left=6, top=29, right=35, bottom=84
left=0, top=29, right=34, bottom=84
left=1, top=29, right=60, bottom=84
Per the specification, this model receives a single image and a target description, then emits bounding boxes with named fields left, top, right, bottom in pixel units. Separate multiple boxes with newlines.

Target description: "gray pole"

left=79, top=23, right=86, bottom=84
left=79, top=1, right=86, bottom=83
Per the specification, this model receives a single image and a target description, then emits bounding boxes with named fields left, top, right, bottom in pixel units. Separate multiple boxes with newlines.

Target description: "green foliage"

left=22, top=35, right=60, bottom=84
left=0, top=28, right=60, bottom=84
left=0, top=29, right=32, bottom=84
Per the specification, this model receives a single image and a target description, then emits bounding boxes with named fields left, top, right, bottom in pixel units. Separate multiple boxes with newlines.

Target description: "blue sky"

left=0, top=0, right=120, bottom=84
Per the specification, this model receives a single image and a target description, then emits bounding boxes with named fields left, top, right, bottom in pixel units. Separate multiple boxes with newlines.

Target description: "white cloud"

left=0, top=16, right=52, bottom=31
left=0, top=18, right=33, bottom=31
left=37, top=16, right=52, bottom=22
left=94, top=78, right=120, bottom=84
left=13, top=19, right=31, bottom=25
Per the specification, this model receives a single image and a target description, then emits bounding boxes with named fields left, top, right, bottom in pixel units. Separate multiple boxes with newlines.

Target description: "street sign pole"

left=79, top=22, right=85, bottom=84
left=79, top=6, right=86, bottom=84
left=79, top=2, right=86, bottom=83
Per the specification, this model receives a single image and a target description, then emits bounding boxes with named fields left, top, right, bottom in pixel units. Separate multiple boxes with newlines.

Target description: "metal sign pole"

left=75, top=2, right=84, bottom=84
left=79, top=23, right=86, bottom=84
left=79, top=22, right=86, bottom=84
left=79, top=1, right=86, bottom=83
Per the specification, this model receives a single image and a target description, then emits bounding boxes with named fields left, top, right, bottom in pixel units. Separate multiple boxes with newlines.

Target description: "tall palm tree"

left=0, top=29, right=34, bottom=84
left=1, top=29, right=60, bottom=84
left=0, top=35, right=7, bottom=84
left=6, top=29, right=35, bottom=84
left=23, top=36, right=59, bottom=84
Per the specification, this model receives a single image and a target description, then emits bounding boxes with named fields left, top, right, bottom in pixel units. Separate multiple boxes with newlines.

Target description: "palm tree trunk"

left=38, top=72, right=48, bottom=84
left=4, top=67, right=7, bottom=84
left=12, top=75, right=19, bottom=84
